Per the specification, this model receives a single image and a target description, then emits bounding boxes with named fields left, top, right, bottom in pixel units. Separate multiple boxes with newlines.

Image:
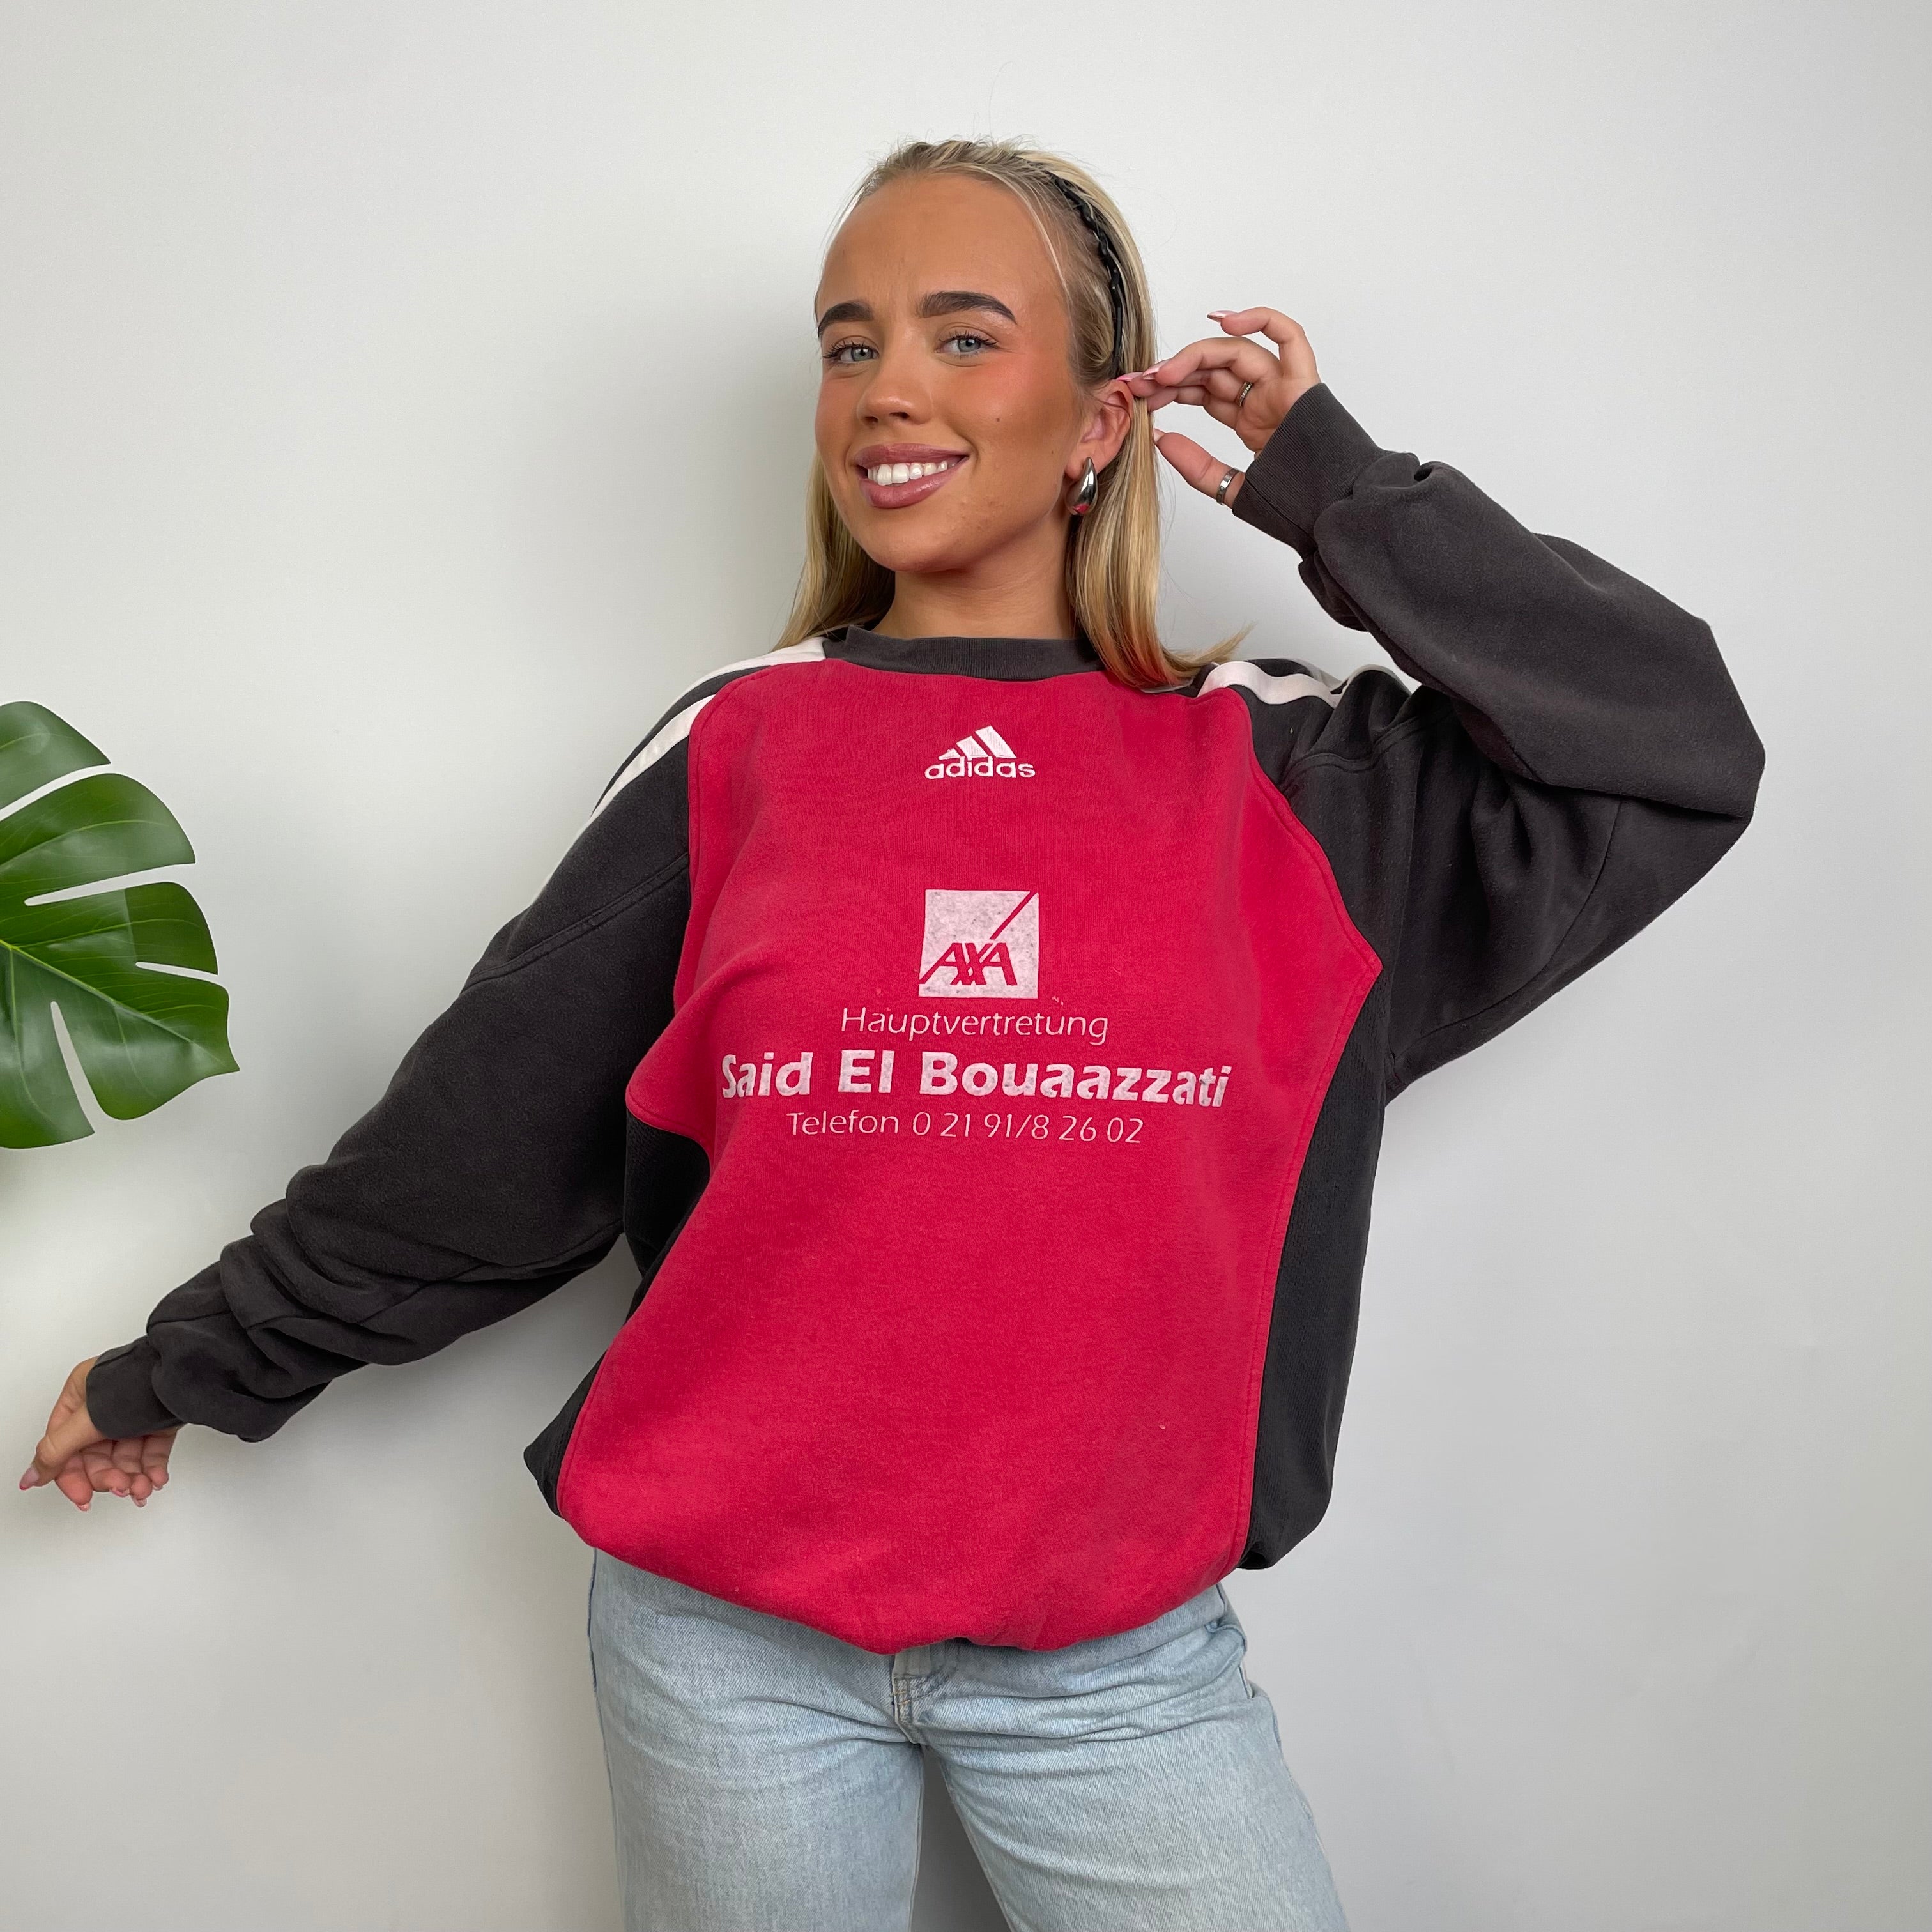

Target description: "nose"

left=855, top=332, right=930, bottom=427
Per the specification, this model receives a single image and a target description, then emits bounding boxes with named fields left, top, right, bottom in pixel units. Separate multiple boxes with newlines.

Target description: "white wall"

left=3, top=4, right=1925, bottom=1928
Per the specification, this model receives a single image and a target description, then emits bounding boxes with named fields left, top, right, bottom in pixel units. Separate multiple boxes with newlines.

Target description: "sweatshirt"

left=84, top=384, right=1764, bottom=1653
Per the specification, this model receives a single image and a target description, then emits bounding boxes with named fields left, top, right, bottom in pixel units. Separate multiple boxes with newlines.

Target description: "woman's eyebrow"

left=815, top=291, right=1019, bottom=335
left=815, top=298, right=871, bottom=334
left=919, top=290, right=1017, bottom=323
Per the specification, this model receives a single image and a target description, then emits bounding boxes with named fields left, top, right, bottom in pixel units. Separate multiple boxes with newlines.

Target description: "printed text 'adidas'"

left=926, top=725, right=1035, bottom=779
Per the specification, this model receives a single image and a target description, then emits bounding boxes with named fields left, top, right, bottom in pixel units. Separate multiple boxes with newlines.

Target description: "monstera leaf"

left=0, top=702, right=236, bottom=1147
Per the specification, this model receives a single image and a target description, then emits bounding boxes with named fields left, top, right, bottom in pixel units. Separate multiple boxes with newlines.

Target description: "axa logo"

left=919, top=888, right=1039, bottom=999
left=925, top=724, right=1034, bottom=779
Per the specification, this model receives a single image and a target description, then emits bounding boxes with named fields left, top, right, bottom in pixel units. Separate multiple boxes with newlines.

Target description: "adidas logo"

left=924, top=724, right=1035, bottom=780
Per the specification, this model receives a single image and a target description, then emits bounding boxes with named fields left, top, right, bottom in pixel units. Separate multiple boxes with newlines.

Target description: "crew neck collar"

left=824, top=623, right=1104, bottom=682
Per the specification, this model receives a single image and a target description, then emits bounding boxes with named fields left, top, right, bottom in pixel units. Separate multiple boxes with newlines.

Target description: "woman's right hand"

left=19, top=1356, right=177, bottom=1509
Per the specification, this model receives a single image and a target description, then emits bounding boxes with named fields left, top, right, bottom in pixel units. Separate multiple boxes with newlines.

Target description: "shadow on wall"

left=512, top=302, right=822, bottom=675
left=917, top=1752, right=1013, bottom=1932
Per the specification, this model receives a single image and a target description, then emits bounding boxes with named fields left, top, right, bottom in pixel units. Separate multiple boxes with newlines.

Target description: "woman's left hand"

left=1123, top=307, right=1321, bottom=509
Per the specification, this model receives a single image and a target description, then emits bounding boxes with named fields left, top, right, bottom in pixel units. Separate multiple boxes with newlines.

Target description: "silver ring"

left=1237, top=381, right=1254, bottom=409
left=1215, top=465, right=1241, bottom=505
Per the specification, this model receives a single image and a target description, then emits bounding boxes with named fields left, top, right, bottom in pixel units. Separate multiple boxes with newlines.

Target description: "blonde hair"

left=776, top=138, right=1241, bottom=691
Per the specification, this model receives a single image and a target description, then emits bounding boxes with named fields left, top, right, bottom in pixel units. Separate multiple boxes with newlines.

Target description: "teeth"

left=868, top=459, right=958, bottom=485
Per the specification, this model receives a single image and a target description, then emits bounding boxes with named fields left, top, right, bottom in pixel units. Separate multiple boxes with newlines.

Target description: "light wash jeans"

left=587, top=1548, right=1350, bottom=1931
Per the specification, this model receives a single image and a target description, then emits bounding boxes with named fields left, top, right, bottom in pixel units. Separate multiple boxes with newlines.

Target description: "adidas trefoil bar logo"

left=924, top=724, right=1035, bottom=779
left=919, top=889, right=1039, bottom=999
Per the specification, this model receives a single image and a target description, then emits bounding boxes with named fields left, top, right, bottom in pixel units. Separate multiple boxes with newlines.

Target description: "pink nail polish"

left=19, top=1468, right=38, bottom=1489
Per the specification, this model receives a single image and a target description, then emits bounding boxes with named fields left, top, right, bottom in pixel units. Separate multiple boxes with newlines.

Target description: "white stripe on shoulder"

left=592, top=638, right=827, bottom=820
left=1197, top=658, right=1363, bottom=710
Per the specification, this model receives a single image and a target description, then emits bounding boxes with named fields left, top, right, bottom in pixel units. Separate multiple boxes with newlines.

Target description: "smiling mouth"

left=862, top=456, right=962, bottom=484
left=855, top=452, right=968, bottom=509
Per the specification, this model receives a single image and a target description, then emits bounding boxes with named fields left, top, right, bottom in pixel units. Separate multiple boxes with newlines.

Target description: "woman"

left=23, top=139, right=1762, bottom=1930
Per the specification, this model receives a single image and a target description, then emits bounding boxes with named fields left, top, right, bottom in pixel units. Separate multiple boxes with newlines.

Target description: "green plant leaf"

left=1, top=702, right=237, bottom=1148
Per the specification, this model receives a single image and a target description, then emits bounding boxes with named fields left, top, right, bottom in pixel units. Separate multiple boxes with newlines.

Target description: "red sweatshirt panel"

left=558, top=659, right=1379, bottom=1652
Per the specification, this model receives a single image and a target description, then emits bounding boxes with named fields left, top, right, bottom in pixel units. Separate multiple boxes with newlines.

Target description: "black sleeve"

left=1230, top=383, right=1764, bottom=1095
left=82, top=742, right=692, bottom=1441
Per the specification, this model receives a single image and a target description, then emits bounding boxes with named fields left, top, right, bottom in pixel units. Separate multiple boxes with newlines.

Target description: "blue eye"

left=821, top=330, right=993, bottom=365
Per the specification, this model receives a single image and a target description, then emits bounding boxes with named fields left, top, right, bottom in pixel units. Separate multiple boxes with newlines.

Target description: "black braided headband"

left=1044, top=174, right=1130, bottom=378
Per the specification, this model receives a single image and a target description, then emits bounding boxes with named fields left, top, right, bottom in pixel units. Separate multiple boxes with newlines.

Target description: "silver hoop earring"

left=1070, top=459, right=1098, bottom=518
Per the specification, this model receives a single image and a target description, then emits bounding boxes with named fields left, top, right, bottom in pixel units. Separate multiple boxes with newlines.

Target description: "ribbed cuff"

left=1231, top=382, right=1386, bottom=554
left=86, top=1338, right=182, bottom=1437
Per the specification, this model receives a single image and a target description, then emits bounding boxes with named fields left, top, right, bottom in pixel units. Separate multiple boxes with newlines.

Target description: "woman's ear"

left=1066, top=378, right=1136, bottom=480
